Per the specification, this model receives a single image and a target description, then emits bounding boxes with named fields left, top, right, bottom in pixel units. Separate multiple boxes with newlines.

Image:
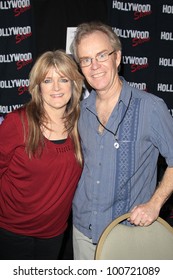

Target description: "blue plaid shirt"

left=73, top=77, right=173, bottom=244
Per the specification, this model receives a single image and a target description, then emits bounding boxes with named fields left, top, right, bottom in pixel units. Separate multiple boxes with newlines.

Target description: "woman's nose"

left=53, top=80, right=60, bottom=90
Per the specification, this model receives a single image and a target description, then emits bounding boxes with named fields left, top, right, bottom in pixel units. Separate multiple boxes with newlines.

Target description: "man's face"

left=77, top=31, right=121, bottom=95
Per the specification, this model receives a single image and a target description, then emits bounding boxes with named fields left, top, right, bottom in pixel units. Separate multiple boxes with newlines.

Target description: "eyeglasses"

left=79, top=50, right=116, bottom=67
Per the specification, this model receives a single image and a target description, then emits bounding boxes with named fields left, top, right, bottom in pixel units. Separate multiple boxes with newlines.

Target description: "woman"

left=0, top=50, right=83, bottom=259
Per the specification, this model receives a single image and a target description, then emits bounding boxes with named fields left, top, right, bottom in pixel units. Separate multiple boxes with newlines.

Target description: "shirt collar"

left=82, top=76, right=132, bottom=110
left=118, top=76, right=132, bottom=107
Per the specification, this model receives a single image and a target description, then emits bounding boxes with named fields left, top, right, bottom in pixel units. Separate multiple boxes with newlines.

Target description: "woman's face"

left=40, top=66, right=72, bottom=113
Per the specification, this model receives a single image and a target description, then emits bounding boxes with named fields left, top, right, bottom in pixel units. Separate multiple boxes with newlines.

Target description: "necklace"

left=86, top=92, right=132, bottom=149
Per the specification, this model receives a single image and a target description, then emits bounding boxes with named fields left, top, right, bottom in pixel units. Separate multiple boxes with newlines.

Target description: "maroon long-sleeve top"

left=0, top=109, right=82, bottom=238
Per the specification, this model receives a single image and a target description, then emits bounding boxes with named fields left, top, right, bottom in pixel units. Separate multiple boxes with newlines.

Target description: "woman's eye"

left=59, top=78, right=69, bottom=83
left=43, top=79, right=51, bottom=84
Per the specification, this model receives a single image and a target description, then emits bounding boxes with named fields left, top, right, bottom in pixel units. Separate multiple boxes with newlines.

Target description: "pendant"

left=114, top=140, right=119, bottom=149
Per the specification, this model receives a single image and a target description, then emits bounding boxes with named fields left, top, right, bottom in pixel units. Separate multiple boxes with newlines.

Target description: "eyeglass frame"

left=79, top=50, right=116, bottom=67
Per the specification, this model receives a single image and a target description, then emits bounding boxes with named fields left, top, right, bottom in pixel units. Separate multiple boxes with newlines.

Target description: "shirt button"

left=96, top=180, right=100, bottom=184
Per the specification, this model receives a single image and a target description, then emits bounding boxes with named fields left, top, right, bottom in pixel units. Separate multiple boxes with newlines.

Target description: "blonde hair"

left=22, top=50, right=83, bottom=165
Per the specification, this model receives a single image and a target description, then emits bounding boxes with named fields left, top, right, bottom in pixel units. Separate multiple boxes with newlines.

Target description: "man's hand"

left=128, top=202, right=159, bottom=226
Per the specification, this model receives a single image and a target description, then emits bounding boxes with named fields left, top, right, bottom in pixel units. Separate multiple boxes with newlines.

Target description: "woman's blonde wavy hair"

left=23, top=50, right=83, bottom=165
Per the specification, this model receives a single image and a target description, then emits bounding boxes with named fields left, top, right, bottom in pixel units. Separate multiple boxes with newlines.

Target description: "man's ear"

left=116, top=50, right=122, bottom=68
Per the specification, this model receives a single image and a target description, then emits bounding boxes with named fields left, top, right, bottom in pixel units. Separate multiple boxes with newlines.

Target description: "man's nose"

left=91, top=58, right=100, bottom=68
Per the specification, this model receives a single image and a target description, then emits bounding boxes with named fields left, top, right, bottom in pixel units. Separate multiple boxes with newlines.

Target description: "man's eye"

left=81, top=58, right=91, bottom=63
left=85, top=58, right=91, bottom=63
left=98, top=52, right=107, bottom=59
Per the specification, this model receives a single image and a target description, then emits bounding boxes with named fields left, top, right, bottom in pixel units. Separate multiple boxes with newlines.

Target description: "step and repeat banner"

left=0, top=0, right=35, bottom=117
left=1, top=0, right=173, bottom=118
left=107, top=0, right=173, bottom=116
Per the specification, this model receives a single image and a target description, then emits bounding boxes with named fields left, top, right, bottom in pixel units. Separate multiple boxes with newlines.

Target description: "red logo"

left=131, top=63, right=149, bottom=73
left=132, top=37, right=150, bottom=47
left=18, top=85, right=28, bottom=95
left=16, top=32, right=32, bottom=44
left=14, top=5, right=31, bottom=17
left=16, top=59, right=33, bottom=70
left=134, top=11, right=152, bottom=20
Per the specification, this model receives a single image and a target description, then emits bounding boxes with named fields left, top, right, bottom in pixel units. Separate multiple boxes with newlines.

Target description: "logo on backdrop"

left=14, top=4, right=31, bottom=17
left=112, top=1, right=151, bottom=12
left=0, top=104, right=23, bottom=114
left=0, top=26, right=32, bottom=44
left=0, top=78, right=29, bottom=91
left=112, top=1, right=152, bottom=20
left=160, top=31, right=173, bottom=41
left=122, top=56, right=149, bottom=73
left=109, top=0, right=173, bottom=113
left=128, top=82, right=147, bottom=91
left=159, top=58, right=173, bottom=67
left=157, top=83, right=173, bottom=93
left=0, top=0, right=31, bottom=10
left=113, top=27, right=151, bottom=47
left=0, top=52, right=33, bottom=70
left=162, top=5, right=173, bottom=14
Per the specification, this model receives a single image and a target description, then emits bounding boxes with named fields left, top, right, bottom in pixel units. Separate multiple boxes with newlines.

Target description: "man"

left=70, top=21, right=173, bottom=260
